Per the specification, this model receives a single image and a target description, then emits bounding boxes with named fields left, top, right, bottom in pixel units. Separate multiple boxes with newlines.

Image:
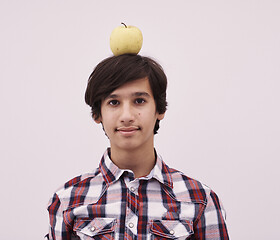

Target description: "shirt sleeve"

left=47, top=193, right=73, bottom=240
left=193, top=190, right=229, bottom=240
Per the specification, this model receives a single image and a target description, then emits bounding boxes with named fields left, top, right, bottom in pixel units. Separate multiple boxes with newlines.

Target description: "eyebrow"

left=133, top=92, right=151, bottom=97
left=105, top=92, right=151, bottom=100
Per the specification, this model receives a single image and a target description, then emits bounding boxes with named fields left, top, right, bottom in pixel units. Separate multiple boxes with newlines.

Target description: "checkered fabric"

left=46, top=149, right=229, bottom=239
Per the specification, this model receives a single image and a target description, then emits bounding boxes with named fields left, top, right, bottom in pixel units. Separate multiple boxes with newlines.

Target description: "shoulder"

left=48, top=168, right=105, bottom=208
left=168, top=168, right=227, bottom=219
left=56, top=168, right=100, bottom=192
left=168, top=167, right=212, bottom=205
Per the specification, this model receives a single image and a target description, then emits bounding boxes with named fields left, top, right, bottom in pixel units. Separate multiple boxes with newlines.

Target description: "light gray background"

left=1, top=1, right=279, bottom=239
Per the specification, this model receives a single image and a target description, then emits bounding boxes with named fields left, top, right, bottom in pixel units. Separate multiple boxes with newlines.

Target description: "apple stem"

left=121, top=22, right=127, bottom=28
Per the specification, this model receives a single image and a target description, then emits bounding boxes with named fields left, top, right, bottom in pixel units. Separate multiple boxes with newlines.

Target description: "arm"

left=47, top=193, right=73, bottom=240
left=193, top=190, right=229, bottom=240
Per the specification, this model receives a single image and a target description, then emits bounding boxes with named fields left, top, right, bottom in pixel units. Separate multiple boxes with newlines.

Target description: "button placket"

left=125, top=213, right=138, bottom=234
left=127, top=180, right=139, bottom=194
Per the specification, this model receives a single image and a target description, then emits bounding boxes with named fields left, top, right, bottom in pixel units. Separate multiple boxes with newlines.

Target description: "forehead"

left=108, top=77, right=153, bottom=97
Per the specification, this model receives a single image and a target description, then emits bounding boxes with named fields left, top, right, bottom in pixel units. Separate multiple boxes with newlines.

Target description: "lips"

left=116, top=126, right=140, bottom=132
left=116, top=126, right=140, bottom=136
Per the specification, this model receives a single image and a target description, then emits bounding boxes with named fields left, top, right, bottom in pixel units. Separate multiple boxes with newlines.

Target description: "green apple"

left=110, top=23, right=143, bottom=56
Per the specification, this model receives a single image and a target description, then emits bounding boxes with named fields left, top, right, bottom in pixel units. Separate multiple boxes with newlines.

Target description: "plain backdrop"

left=1, top=0, right=279, bottom=239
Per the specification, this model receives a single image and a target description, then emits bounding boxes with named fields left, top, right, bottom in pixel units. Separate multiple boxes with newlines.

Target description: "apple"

left=110, top=23, right=143, bottom=56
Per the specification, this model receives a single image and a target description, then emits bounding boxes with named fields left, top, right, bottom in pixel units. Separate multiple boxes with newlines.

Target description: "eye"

left=135, top=98, right=146, bottom=104
left=108, top=100, right=119, bottom=106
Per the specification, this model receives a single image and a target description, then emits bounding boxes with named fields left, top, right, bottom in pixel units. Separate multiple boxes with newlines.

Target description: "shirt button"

left=169, top=230, right=175, bottom=235
left=128, top=222, right=134, bottom=228
left=130, top=187, right=136, bottom=192
left=90, top=226, right=95, bottom=232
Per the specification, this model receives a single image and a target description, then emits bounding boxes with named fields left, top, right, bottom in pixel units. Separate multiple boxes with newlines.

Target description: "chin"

left=112, top=142, right=140, bottom=151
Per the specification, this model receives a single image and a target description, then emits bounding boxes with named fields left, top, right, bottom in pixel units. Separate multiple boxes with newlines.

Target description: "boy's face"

left=95, top=77, right=164, bottom=152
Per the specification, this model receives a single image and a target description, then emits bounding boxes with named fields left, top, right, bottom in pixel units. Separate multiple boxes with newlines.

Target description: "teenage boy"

left=46, top=54, right=229, bottom=239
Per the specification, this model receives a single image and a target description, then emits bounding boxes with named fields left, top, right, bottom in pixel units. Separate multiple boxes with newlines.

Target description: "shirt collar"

left=152, top=152, right=173, bottom=189
left=99, top=148, right=173, bottom=189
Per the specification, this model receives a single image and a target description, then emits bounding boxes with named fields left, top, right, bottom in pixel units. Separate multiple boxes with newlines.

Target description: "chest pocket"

left=150, top=219, right=194, bottom=239
left=73, top=217, right=116, bottom=239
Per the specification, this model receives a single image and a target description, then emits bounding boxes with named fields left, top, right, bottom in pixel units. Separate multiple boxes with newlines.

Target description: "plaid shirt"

left=46, top=149, right=229, bottom=240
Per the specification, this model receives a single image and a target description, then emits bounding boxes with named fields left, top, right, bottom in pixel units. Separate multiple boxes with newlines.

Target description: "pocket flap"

left=74, top=217, right=116, bottom=237
left=150, top=219, right=194, bottom=238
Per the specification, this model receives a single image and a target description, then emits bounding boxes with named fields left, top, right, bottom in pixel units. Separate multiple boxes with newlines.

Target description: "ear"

left=93, top=115, right=102, bottom=124
left=157, top=112, right=165, bottom=121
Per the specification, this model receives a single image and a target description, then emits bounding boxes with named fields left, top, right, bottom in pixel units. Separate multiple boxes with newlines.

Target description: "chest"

left=67, top=179, right=197, bottom=239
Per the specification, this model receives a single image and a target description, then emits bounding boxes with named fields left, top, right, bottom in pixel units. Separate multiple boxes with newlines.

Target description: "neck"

left=110, top=146, right=156, bottom=178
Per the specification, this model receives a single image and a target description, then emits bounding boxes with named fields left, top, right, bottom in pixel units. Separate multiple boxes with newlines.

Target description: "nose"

left=120, top=102, right=135, bottom=124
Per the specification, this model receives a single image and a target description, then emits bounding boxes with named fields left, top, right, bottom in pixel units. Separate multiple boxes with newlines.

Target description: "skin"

left=95, top=77, right=165, bottom=178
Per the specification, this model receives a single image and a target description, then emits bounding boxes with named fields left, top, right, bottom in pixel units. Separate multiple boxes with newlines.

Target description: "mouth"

left=115, top=126, right=141, bottom=136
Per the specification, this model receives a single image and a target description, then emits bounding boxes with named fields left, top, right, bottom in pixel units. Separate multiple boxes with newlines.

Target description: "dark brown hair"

left=85, top=54, right=167, bottom=134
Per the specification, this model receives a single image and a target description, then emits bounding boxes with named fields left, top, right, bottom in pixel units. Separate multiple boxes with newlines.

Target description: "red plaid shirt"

left=46, top=149, right=229, bottom=239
